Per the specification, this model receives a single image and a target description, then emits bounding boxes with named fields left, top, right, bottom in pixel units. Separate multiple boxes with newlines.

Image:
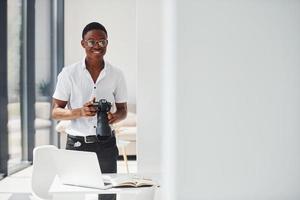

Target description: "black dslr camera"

left=92, top=99, right=112, bottom=138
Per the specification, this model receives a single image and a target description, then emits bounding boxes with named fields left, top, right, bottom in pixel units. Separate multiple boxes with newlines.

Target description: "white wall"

left=161, top=0, right=300, bottom=199
left=64, top=0, right=137, bottom=104
left=64, top=0, right=164, bottom=174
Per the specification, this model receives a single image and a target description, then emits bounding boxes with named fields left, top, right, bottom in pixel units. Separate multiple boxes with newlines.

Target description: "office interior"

left=1, top=0, right=300, bottom=200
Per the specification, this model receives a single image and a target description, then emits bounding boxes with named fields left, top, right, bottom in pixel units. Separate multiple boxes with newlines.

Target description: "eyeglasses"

left=85, top=39, right=108, bottom=48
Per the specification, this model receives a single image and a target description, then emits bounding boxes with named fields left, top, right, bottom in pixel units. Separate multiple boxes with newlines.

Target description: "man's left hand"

left=108, top=112, right=117, bottom=124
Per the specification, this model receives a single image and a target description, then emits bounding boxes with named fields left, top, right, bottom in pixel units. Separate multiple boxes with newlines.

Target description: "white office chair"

left=31, top=145, right=58, bottom=200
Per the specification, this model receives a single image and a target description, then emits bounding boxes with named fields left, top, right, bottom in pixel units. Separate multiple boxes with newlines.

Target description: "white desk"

left=49, top=174, right=160, bottom=200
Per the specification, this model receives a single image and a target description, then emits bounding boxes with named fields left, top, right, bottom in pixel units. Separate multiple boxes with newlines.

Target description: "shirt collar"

left=81, top=58, right=110, bottom=83
left=81, top=58, right=86, bottom=70
left=81, top=58, right=109, bottom=73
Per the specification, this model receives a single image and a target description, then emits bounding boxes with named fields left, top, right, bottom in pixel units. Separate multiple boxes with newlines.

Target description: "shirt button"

left=94, top=126, right=96, bottom=128
left=94, top=86, right=96, bottom=89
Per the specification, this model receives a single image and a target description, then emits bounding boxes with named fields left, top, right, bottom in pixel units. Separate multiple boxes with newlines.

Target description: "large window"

left=7, top=0, right=25, bottom=173
left=0, top=0, right=63, bottom=178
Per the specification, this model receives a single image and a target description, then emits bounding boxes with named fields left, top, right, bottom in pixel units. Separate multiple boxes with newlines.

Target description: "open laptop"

left=53, top=149, right=113, bottom=189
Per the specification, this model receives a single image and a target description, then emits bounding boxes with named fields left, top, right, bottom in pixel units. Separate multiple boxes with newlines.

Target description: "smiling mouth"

left=92, top=51, right=101, bottom=54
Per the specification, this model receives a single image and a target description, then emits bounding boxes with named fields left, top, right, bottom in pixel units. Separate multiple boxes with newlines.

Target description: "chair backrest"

left=31, top=145, right=58, bottom=200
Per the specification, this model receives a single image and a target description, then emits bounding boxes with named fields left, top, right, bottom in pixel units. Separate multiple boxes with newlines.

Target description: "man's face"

left=81, top=29, right=108, bottom=60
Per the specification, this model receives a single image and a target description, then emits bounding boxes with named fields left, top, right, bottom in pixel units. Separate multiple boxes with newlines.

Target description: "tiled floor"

left=0, top=161, right=137, bottom=200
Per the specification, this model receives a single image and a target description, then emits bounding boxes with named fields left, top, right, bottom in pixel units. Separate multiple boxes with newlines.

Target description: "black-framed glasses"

left=85, top=39, right=108, bottom=48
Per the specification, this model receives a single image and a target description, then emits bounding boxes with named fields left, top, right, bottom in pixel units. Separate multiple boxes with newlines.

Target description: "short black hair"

left=82, top=22, right=107, bottom=39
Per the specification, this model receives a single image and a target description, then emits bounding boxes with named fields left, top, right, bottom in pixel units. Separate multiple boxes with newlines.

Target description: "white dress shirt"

left=53, top=59, right=127, bottom=136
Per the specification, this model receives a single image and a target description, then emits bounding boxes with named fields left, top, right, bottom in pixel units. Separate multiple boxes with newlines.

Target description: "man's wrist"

left=71, top=108, right=82, bottom=118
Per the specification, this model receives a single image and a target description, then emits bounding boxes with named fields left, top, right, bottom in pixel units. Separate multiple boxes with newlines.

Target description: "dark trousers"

left=66, top=134, right=119, bottom=200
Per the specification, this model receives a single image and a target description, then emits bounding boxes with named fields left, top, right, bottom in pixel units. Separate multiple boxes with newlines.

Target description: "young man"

left=52, top=22, right=127, bottom=200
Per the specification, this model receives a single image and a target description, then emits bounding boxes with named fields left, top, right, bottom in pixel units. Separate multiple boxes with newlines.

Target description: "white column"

left=136, top=0, right=163, bottom=174
left=165, top=0, right=300, bottom=199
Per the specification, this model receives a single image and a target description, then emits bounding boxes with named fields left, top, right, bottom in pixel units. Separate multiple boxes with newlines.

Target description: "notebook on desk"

left=53, top=149, right=113, bottom=189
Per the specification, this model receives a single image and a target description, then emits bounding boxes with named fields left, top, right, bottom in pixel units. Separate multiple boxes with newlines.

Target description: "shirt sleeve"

left=52, top=69, right=71, bottom=101
left=113, top=70, right=127, bottom=103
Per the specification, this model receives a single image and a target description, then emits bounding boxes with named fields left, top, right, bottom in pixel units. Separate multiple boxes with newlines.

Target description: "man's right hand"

left=80, top=99, right=97, bottom=117
left=52, top=98, right=97, bottom=120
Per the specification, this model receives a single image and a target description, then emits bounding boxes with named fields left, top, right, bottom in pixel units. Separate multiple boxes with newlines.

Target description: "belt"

left=67, top=134, right=111, bottom=143
left=67, top=134, right=98, bottom=143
